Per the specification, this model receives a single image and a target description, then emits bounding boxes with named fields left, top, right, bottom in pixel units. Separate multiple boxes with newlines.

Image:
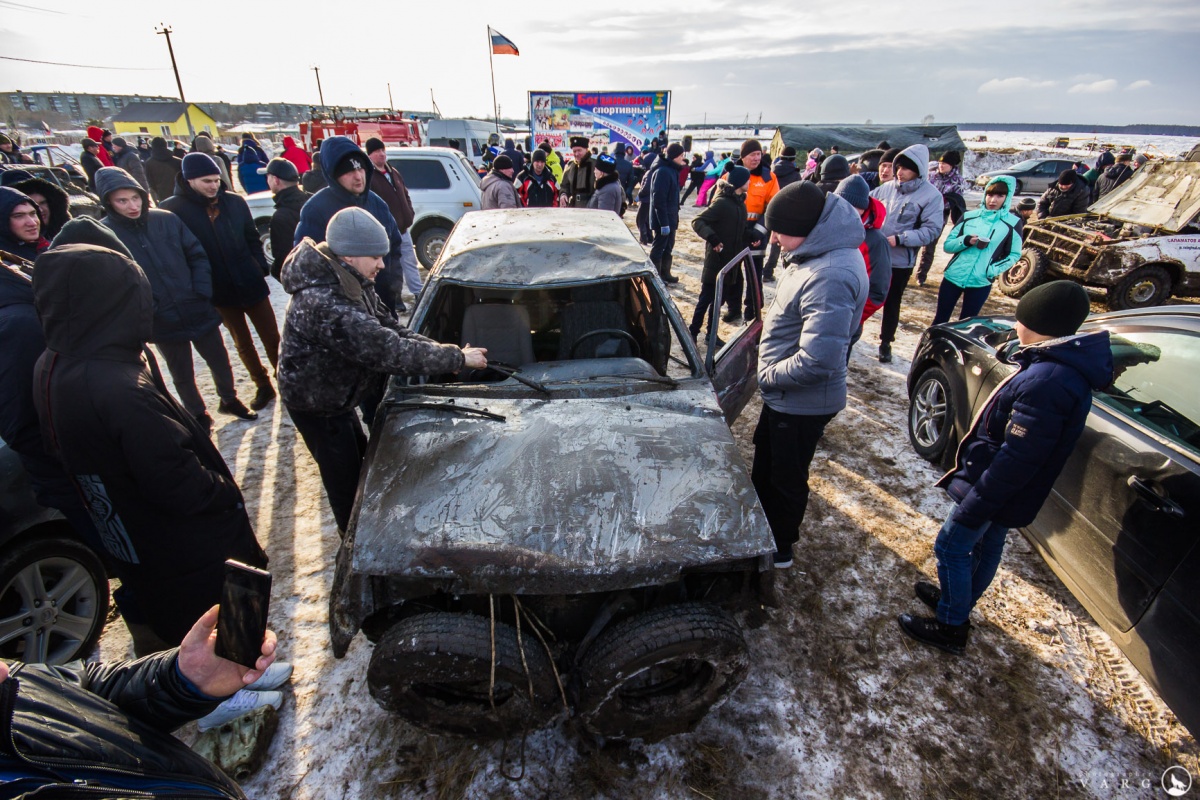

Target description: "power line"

left=0, top=55, right=168, bottom=71
left=0, top=1, right=67, bottom=14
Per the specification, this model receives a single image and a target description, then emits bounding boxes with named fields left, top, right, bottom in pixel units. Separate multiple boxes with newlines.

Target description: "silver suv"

left=246, top=146, right=483, bottom=268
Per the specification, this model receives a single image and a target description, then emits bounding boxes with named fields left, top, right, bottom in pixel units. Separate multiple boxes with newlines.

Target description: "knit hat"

left=332, top=151, right=368, bottom=179
left=1017, top=197, right=1037, bottom=211
left=939, top=150, right=962, bottom=167
left=0, top=132, right=11, bottom=146
left=493, top=154, right=514, bottom=171
left=326, top=207, right=389, bottom=258
left=1015, top=280, right=1091, bottom=338
left=81, top=137, right=98, bottom=149
left=858, top=149, right=884, bottom=172
left=833, top=175, right=871, bottom=211
left=894, top=152, right=921, bottom=174
left=364, top=137, right=386, bottom=155
left=1056, top=169, right=1078, bottom=186
left=569, top=136, right=589, bottom=149
left=531, top=149, right=546, bottom=163
left=880, top=147, right=901, bottom=165
left=780, top=146, right=797, bottom=159
left=728, top=165, right=751, bottom=190
left=181, top=152, right=221, bottom=180
left=666, top=143, right=685, bottom=161
left=111, top=136, right=128, bottom=149
left=595, top=153, right=617, bottom=175
left=765, top=181, right=826, bottom=238
left=740, top=139, right=762, bottom=159
left=49, top=216, right=135, bottom=259
left=150, top=136, right=168, bottom=150
left=539, top=141, right=553, bottom=154
left=1133, top=153, right=1148, bottom=166
left=258, top=157, right=299, bottom=182
left=820, top=154, right=850, bottom=182
left=0, top=169, right=34, bottom=186
left=877, top=140, right=891, bottom=150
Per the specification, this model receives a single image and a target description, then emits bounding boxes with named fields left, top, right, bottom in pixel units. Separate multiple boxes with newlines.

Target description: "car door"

left=708, top=249, right=762, bottom=424
left=390, top=155, right=472, bottom=226
left=1024, top=323, right=1200, bottom=634
left=1028, top=160, right=1064, bottom=193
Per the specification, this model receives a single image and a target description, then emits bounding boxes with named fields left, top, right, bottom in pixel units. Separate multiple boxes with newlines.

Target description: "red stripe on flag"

left=492, top=43, right=519, bottom=55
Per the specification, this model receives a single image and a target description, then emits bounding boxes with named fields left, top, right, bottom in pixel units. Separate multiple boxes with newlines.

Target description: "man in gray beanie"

left=278, top=208, right=487, bottom=534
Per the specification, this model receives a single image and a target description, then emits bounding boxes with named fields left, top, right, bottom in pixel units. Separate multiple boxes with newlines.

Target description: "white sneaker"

left=197, top=689, right=283, bottom=732
left=245, top=661, right=293, bottom=691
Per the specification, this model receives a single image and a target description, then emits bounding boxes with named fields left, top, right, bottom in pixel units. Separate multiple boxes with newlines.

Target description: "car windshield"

left=1008, top=160, right=1041, bottom=171
left=409, top=277, right=700, bottom=393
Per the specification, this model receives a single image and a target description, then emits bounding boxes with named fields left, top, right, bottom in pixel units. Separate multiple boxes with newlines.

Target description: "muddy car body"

left=331, top=209, right=774, bottom=741
left=998, top=161, right=1200, bottom=309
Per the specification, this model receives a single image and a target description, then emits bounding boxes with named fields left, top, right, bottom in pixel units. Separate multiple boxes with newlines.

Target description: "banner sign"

left=528, top=91, right=671, bottom=151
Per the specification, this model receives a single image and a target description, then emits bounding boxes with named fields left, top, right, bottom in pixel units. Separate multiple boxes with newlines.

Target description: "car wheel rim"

left=1008, top=259, right=1029, bottom=283
left=425, top=236, right=446, bottom=263
left=0, top=557, right=101, bottom=664
left=1128, top=280, right=1157, bottom=304
left=911, top=379, right=947, bottom=449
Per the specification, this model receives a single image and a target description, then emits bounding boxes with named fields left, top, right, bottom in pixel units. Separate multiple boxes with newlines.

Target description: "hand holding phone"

left=215, top=560, right=272, bottom=669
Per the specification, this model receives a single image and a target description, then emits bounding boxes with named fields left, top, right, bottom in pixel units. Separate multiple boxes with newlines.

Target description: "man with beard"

left=559, top=136, right=596, bottom=207
left=262, top=157, right=310, bottom=278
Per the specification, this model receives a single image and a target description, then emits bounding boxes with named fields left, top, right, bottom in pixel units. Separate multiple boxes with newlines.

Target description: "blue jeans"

left=933, top=512, right=1010, bottom=625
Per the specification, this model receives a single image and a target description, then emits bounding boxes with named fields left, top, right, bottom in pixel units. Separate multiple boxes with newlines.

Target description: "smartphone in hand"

left=215, top=560, right=272, bottom=669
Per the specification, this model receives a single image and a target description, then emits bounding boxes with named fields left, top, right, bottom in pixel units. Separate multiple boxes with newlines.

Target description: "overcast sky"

left=3, top=0, right=1198, bottom=126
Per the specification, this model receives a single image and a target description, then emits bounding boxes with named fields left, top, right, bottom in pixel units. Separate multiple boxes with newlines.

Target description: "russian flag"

left=489, top=27, right=519, bottom=56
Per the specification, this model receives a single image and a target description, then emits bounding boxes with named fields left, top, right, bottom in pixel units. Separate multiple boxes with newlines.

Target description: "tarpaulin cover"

left=769, top=124, right=967, bottom=160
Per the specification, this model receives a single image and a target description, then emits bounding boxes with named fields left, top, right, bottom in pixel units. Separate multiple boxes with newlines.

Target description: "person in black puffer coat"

left=96, top=167, right=255, bottom=430
left=1094, top=154, right=1135, bottom=200
left=1036, top=170, right=1092, bottom=219
left=689, top=167, right=750, bottom=342
left=31, top=229, right=268, bottom=651
left=161, top=153, right=279, bottom=411
left=144, top=136, right=183, bottom=204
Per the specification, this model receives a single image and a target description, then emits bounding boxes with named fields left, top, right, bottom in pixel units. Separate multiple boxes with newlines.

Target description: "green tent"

left=769, top=124, right=967, bottom=160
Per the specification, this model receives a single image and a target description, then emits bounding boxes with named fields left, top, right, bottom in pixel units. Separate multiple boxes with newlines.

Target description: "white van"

left=425, top=119, right=501, bottom=168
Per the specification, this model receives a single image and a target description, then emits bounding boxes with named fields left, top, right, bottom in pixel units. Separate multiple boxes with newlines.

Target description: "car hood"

left=1087, top=161, right=1200, bottom=231
left=349, top=388, right=773, bottom=594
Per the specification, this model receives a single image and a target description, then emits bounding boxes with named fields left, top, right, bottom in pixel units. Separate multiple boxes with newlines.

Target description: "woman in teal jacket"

left=932, top=175, right=1021, bottom=325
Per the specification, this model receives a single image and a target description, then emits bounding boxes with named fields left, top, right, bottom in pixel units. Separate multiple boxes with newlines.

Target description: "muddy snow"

left=98, top=197, right=1197, bottom=799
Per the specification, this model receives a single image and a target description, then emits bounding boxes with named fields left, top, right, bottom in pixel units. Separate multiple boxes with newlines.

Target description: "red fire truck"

left=300, top=110, right=423, bottom=151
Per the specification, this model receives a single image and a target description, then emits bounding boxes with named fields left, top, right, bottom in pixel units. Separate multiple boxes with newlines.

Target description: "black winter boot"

left=915, top=580, right=941, bottom=612
left=897, top=614, right=969, bottom=655
left=660, top=253, right=679, bottom=285
left=250, top=382, right=276, bottom=411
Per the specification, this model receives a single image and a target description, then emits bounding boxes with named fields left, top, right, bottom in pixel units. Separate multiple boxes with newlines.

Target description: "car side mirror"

left=997, top=340, right=1022, bottom=364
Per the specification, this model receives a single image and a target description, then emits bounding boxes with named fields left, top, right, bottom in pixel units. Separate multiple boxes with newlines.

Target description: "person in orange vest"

left=722, top=139, right=779, bottom=324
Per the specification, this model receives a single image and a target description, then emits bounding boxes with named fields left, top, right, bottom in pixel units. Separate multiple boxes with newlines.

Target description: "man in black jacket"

left=0, top=606, right=278, bottom=798
left=649, top=142, right=686, bottom=284
left=262, top=157, right=310, bottom=278
left=97, top=167, right=256, bottom=430
left=32, top=227, right=269, bottom=651
left=1095, top=152, right=1135, bottom=200
left=690, top=166, right=750, bottom=343
left=365, top=137, right=422, bottom=309
left=517, top=149, right=559, bottom=207
left=1036, top=170, right=1092, bottom=219
left=162, top=153, right=279, bottom=411
left=79, top=137, right=104, bottom=191
left=144, top=136, right=183, bottom=204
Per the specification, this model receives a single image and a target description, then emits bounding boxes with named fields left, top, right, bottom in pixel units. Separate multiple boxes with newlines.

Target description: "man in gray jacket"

left=755, top=181, right=867, bottom=566
left=870, top=143, right=944, bottom=363
left=481, top=155, right=520, bottom=210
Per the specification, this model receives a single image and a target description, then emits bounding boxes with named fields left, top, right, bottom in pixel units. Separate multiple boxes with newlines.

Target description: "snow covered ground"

left=97, top=151, right=1198, bottom=798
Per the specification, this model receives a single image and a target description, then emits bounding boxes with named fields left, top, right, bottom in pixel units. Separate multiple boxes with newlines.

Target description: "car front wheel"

left=574, top=603, right=749, bottom=742
left=0, top=535, right=109, bottom=665
left=414, top=225, right=451, bottom=269
left=1106, top=265, right=1172, bottom=310
left=909, top=367, right=956, bottom=463
left=997, top=249, right=1048, bottom=298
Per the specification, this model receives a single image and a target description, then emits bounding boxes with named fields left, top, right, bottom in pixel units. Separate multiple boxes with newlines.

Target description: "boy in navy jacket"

left=899, top=281, right=1113, bottom=654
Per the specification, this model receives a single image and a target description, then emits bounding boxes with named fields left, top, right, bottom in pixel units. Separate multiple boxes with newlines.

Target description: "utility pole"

left=312, top=66, right=325, bottom=109
left=155, top=24, right=194, bottom=139
left=387, top=83, right=394, bottom=113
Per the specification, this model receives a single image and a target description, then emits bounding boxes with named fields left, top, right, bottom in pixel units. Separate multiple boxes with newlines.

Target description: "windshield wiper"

left=586, top=373, right=679, bottom=388
left=485, top=361, right=551, bottom=395
left=384, top=401, right=507, bottom=422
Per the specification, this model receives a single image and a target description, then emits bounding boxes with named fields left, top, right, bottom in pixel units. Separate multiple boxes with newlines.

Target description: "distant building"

left=4, top=91, right=176, bottom=128
left=111, top=102, right=218, bottom=139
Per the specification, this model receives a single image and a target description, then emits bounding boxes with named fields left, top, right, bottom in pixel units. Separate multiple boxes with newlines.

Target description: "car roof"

left=1090, top=304, right=1200, bottom=328
left=434, top=208, right=656, bottom=286
left=383, top=146, right=469, bottom=157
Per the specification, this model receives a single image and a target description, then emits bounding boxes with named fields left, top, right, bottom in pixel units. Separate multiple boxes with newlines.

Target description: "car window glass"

left=1010, top=160, right=1039, bottom=171
left=1035, top=161, right=1059, bottom=175
left=390, top=158, right=451, bottom=190
left=1096, top=329, right=1200, bottom=455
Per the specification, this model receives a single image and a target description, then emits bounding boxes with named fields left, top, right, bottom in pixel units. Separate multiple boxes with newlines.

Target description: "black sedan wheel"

left=909, top=367, right=955, bottom=462
left=1106, top=265, right=1172, bottom=311
left=0, top=536, right=109, bottom=665
left=575, top=603, right=748, bottom=742
left=997, top=249, right=1048, bottom=298
left=367, top=612, right=561, bottom=739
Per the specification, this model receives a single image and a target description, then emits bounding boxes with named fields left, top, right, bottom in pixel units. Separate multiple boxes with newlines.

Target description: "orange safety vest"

left=744, top=171, right=779, bottom=220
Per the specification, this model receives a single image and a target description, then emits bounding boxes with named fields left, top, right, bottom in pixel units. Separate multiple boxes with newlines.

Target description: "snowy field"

left=94, top=139, right=1199, bottom=798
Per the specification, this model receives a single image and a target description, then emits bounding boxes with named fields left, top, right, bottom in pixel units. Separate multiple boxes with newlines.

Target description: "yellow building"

left=110, top=102, right=217, bottom=140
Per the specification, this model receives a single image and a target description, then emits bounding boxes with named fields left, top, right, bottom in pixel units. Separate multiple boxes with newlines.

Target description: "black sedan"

left=906, top=306, right=1200, bottom=737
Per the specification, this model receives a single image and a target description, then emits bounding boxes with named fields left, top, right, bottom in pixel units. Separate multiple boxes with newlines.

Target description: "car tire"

left=414, top=226, right=451, bottom=269
left=0, top=535, right=109, bottom=665
left=997, top=248, right=1048, bottom=298
left=909, top=367, right=955, bottom=463
left=1106, top=265, right=1172, bottom=311
left=257, top=222, right=273, bottom=268
left=367, top=611, right=561, bottom=739
left=1013, top=179, right=1023, bottom=194
left=574, top=603, right=749, bottom=742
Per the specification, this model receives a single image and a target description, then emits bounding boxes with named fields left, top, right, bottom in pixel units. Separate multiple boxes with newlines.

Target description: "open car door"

left=707, top=248, right=762, bottom=424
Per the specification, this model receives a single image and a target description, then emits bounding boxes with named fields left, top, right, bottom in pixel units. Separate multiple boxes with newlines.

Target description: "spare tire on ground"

left=997, top=248, right=1048, bottom=298
left=574, top=603, right=749, bottom=742
left=367, top=611, right=562, bottom=739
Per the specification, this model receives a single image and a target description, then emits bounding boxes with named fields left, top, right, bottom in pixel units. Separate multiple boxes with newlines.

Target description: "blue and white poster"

left=529, top=91, right=671, bottom=151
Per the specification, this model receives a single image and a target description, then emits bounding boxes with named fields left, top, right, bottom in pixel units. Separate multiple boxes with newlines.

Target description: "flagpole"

left=487, top=26, right=499, bottom=135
